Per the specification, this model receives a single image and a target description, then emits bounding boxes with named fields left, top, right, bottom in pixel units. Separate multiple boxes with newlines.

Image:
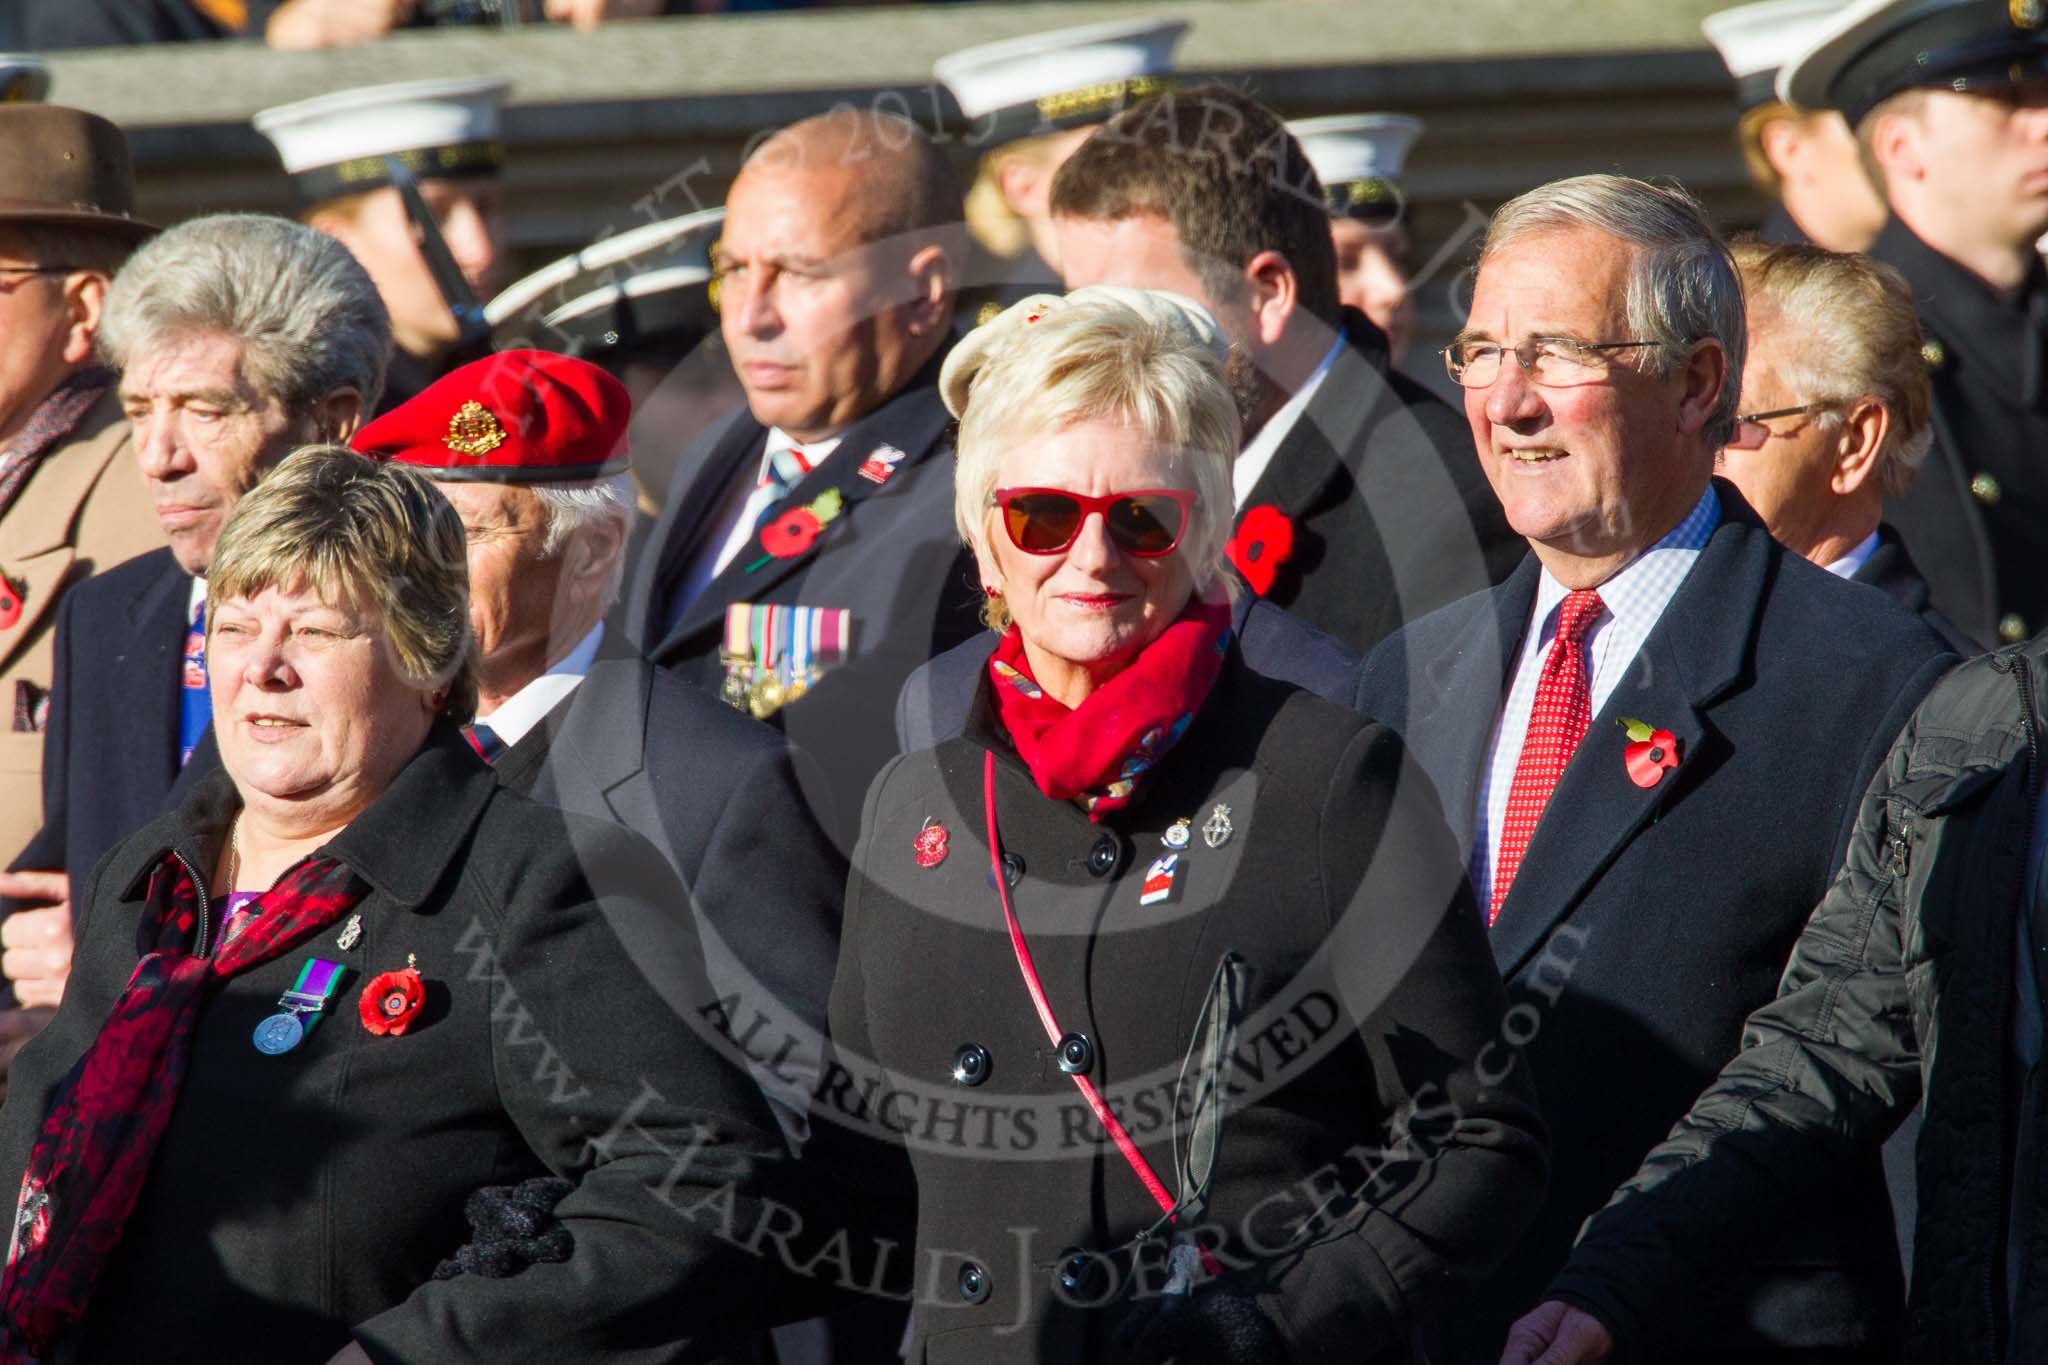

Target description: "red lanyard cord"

left=982, top=750, right=1179, bottom=1215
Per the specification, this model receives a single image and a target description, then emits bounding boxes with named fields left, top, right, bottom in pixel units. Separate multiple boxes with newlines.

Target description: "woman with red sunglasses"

left=809, top=287, right=1547, bottom=1364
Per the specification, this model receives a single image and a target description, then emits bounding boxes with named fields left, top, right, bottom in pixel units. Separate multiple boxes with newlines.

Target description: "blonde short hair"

left=208, top=445, right=478, bottom=724
left=949, top=295, right=1239, bottom=630
left=1732, top=240, right=1932, bottom=497
left=963, top=130, right=1070, bottom=261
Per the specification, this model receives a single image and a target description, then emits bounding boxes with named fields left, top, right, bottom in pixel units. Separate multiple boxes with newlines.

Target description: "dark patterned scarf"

left=0, top=847, right=366, bottom=1361
left=0, top=368, right=115, bottom=527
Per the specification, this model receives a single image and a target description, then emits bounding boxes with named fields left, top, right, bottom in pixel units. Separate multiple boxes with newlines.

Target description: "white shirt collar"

left=762, top=428, right=842, bottom=478
left=473, top=621, right=605, bottom=747
left=1232, top=337, right=1345, bottom=509
left=1822, top=530, right=1881, bottom=580
left=187, top=574, right=206, bottom=616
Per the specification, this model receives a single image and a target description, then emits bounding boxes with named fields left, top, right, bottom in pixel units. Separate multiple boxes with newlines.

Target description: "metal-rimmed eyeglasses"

left=1441, top=337, right=1664, bottom=388
left=1725, top=400, right=1837, bottom=450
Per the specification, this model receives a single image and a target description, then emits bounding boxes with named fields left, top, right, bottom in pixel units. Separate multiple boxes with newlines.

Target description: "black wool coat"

left=0, top=729, right=792, bottom=1364
left=816, top=651, right=1548, bottom=1364
left=1231, top=309, right=1525, bottom=656
left=11, top=547, right=220, bottom=887
left=1355, top=483, right=1956, bottom=1363
left=621, top=353, right=983, bottom=853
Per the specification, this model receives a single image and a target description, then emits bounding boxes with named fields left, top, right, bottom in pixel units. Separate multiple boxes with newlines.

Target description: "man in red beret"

left=353, top=349, right=845, bottom=1144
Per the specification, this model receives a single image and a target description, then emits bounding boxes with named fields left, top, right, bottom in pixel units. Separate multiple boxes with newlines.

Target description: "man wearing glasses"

left=0, top=106, right=157, bottom=897
left=1354, top=174, right=1954, bottom=1364
left=1781, top=0, right=2048, bottom=651
left=1719, top=239, right=1976, bottom=652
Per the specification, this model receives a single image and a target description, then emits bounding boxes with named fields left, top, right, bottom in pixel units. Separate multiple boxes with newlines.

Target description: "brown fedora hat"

left=0, top=105, right=154, bottom=243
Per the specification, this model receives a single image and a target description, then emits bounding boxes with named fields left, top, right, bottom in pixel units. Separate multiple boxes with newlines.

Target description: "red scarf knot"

left=986, top=597, right=1233, bottom=818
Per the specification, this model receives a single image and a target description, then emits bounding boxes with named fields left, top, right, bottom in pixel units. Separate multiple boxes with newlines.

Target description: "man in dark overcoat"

left=1049, top=84, right=1525, bottom=656
left=1354, top=174, right=1954, bottom=1364
left=623, top=108, right=982, bottom=852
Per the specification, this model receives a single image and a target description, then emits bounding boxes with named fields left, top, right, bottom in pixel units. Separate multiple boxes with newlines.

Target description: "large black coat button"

left=1057, top=1248, right=1106, bottom=1299
left=1056, top=1032, right=1094, bottom=1075
left=985, top=852, right=1025, bottom=890
left=952, top=1043, right=990, bottom=1087
left=1086, top=836, right=1120, bottom=877
left=958, top=1260, right=991, bottom=1304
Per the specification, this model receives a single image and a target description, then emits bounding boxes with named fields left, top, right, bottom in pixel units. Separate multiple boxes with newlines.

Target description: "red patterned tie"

left=1490, top=588, right=1605, bottom=925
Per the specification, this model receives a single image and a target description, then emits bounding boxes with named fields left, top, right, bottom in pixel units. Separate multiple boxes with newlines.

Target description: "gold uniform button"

left=1921, top=338, right=1946, bottom=369
left=1971, top=473, right=2002, bottom=504
left=2000, top=613, right=2029, bottom=645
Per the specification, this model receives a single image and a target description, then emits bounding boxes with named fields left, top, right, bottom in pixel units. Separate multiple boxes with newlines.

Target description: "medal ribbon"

left=278, top=958, right=347, bottom=1015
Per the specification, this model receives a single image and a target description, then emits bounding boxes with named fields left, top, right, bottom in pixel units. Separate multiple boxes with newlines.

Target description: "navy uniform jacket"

left=623, top=352, right=982, bottom=850
left=1853, top=522, right=1980, bottom=655
left=1868, top=216, right=2048, bottom=648
left=488, top=645, right=845, bottom=1134
left=1354, top=483, right=1955, bottom=1363
left=1232, top=308, right=1524, bottom=655
left=11, top=547, right=220, bottom=889
left=894, top=586, right=1362, bottom=753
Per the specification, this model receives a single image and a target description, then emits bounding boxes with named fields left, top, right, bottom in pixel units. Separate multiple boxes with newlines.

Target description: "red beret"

left=352, top=349, right=631, bottom=482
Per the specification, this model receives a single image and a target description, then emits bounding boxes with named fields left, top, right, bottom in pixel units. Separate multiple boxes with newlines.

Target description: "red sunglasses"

left=993, top=487, right=1197, bottom=558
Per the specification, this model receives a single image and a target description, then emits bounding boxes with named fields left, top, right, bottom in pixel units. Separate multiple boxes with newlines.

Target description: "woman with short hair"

left=0, top=446, right=786, bottom=1364
left=819, top=287, right=1547, bottom=1363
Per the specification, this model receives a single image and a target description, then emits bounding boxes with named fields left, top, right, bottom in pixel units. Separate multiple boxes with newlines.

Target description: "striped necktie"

left=178, top=598, right=210, bottom=768
left=750, top=442, right=813, bottom=532
left=464, top=720, right=507, bottom=765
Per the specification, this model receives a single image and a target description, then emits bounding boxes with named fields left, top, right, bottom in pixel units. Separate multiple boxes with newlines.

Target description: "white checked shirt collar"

left=473, top=621, right=605, bottom=747
left=1471, top=484, right=1721, bottom=909
left=1232, top=337, right=1343, bottom=509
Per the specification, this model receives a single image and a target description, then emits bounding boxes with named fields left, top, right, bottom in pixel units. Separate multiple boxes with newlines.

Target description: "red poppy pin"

left=913, top=818, right=948, bottom=868
left=0, top=574, right=22, bottom=632
left=1226, top=505, right=1295, bottom=596
left=749, top=489, right=844, bottom=570
left=360, top=954, right=425, bottom=1036
left=1618, top=717, right=1681, bottom=788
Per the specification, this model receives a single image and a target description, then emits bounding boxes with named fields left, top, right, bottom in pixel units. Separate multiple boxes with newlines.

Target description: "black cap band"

left=1834, top=4, right=2048, bottom=123
left=290, top=139, right=503, bottom=205
left=1736, top=69, right=1782, bottom=112
left=1323, top=177, right=1405, bottom=225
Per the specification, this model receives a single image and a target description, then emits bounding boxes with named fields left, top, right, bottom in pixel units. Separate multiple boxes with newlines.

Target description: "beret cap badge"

left=2016, top=0, right=2047, bottom=32
left=446, top=400, right=506, bottom=457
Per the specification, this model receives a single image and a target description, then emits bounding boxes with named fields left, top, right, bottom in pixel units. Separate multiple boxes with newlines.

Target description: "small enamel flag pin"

left=1139, top=853, right=1181, bottom=906
left=857, top=443, right=907, bottom=485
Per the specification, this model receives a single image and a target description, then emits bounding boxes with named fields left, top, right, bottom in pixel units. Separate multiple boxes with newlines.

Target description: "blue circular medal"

left=253, top=1012, right=305, bottom=1055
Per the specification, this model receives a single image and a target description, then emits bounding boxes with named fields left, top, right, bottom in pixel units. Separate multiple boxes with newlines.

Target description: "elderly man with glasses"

left=1355, top=174, right=1955, bottom=1364
left=1719, top=239, right=1977, bottom=652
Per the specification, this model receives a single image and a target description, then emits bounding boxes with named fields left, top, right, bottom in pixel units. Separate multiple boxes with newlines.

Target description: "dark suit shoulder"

left=1752, top=545, right=1954, bottom=676
left=464, top=777, right=682, bottom=912
left=60, top=544, right=180, bottom=622
left=612, top=655, right=788, bottom=763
